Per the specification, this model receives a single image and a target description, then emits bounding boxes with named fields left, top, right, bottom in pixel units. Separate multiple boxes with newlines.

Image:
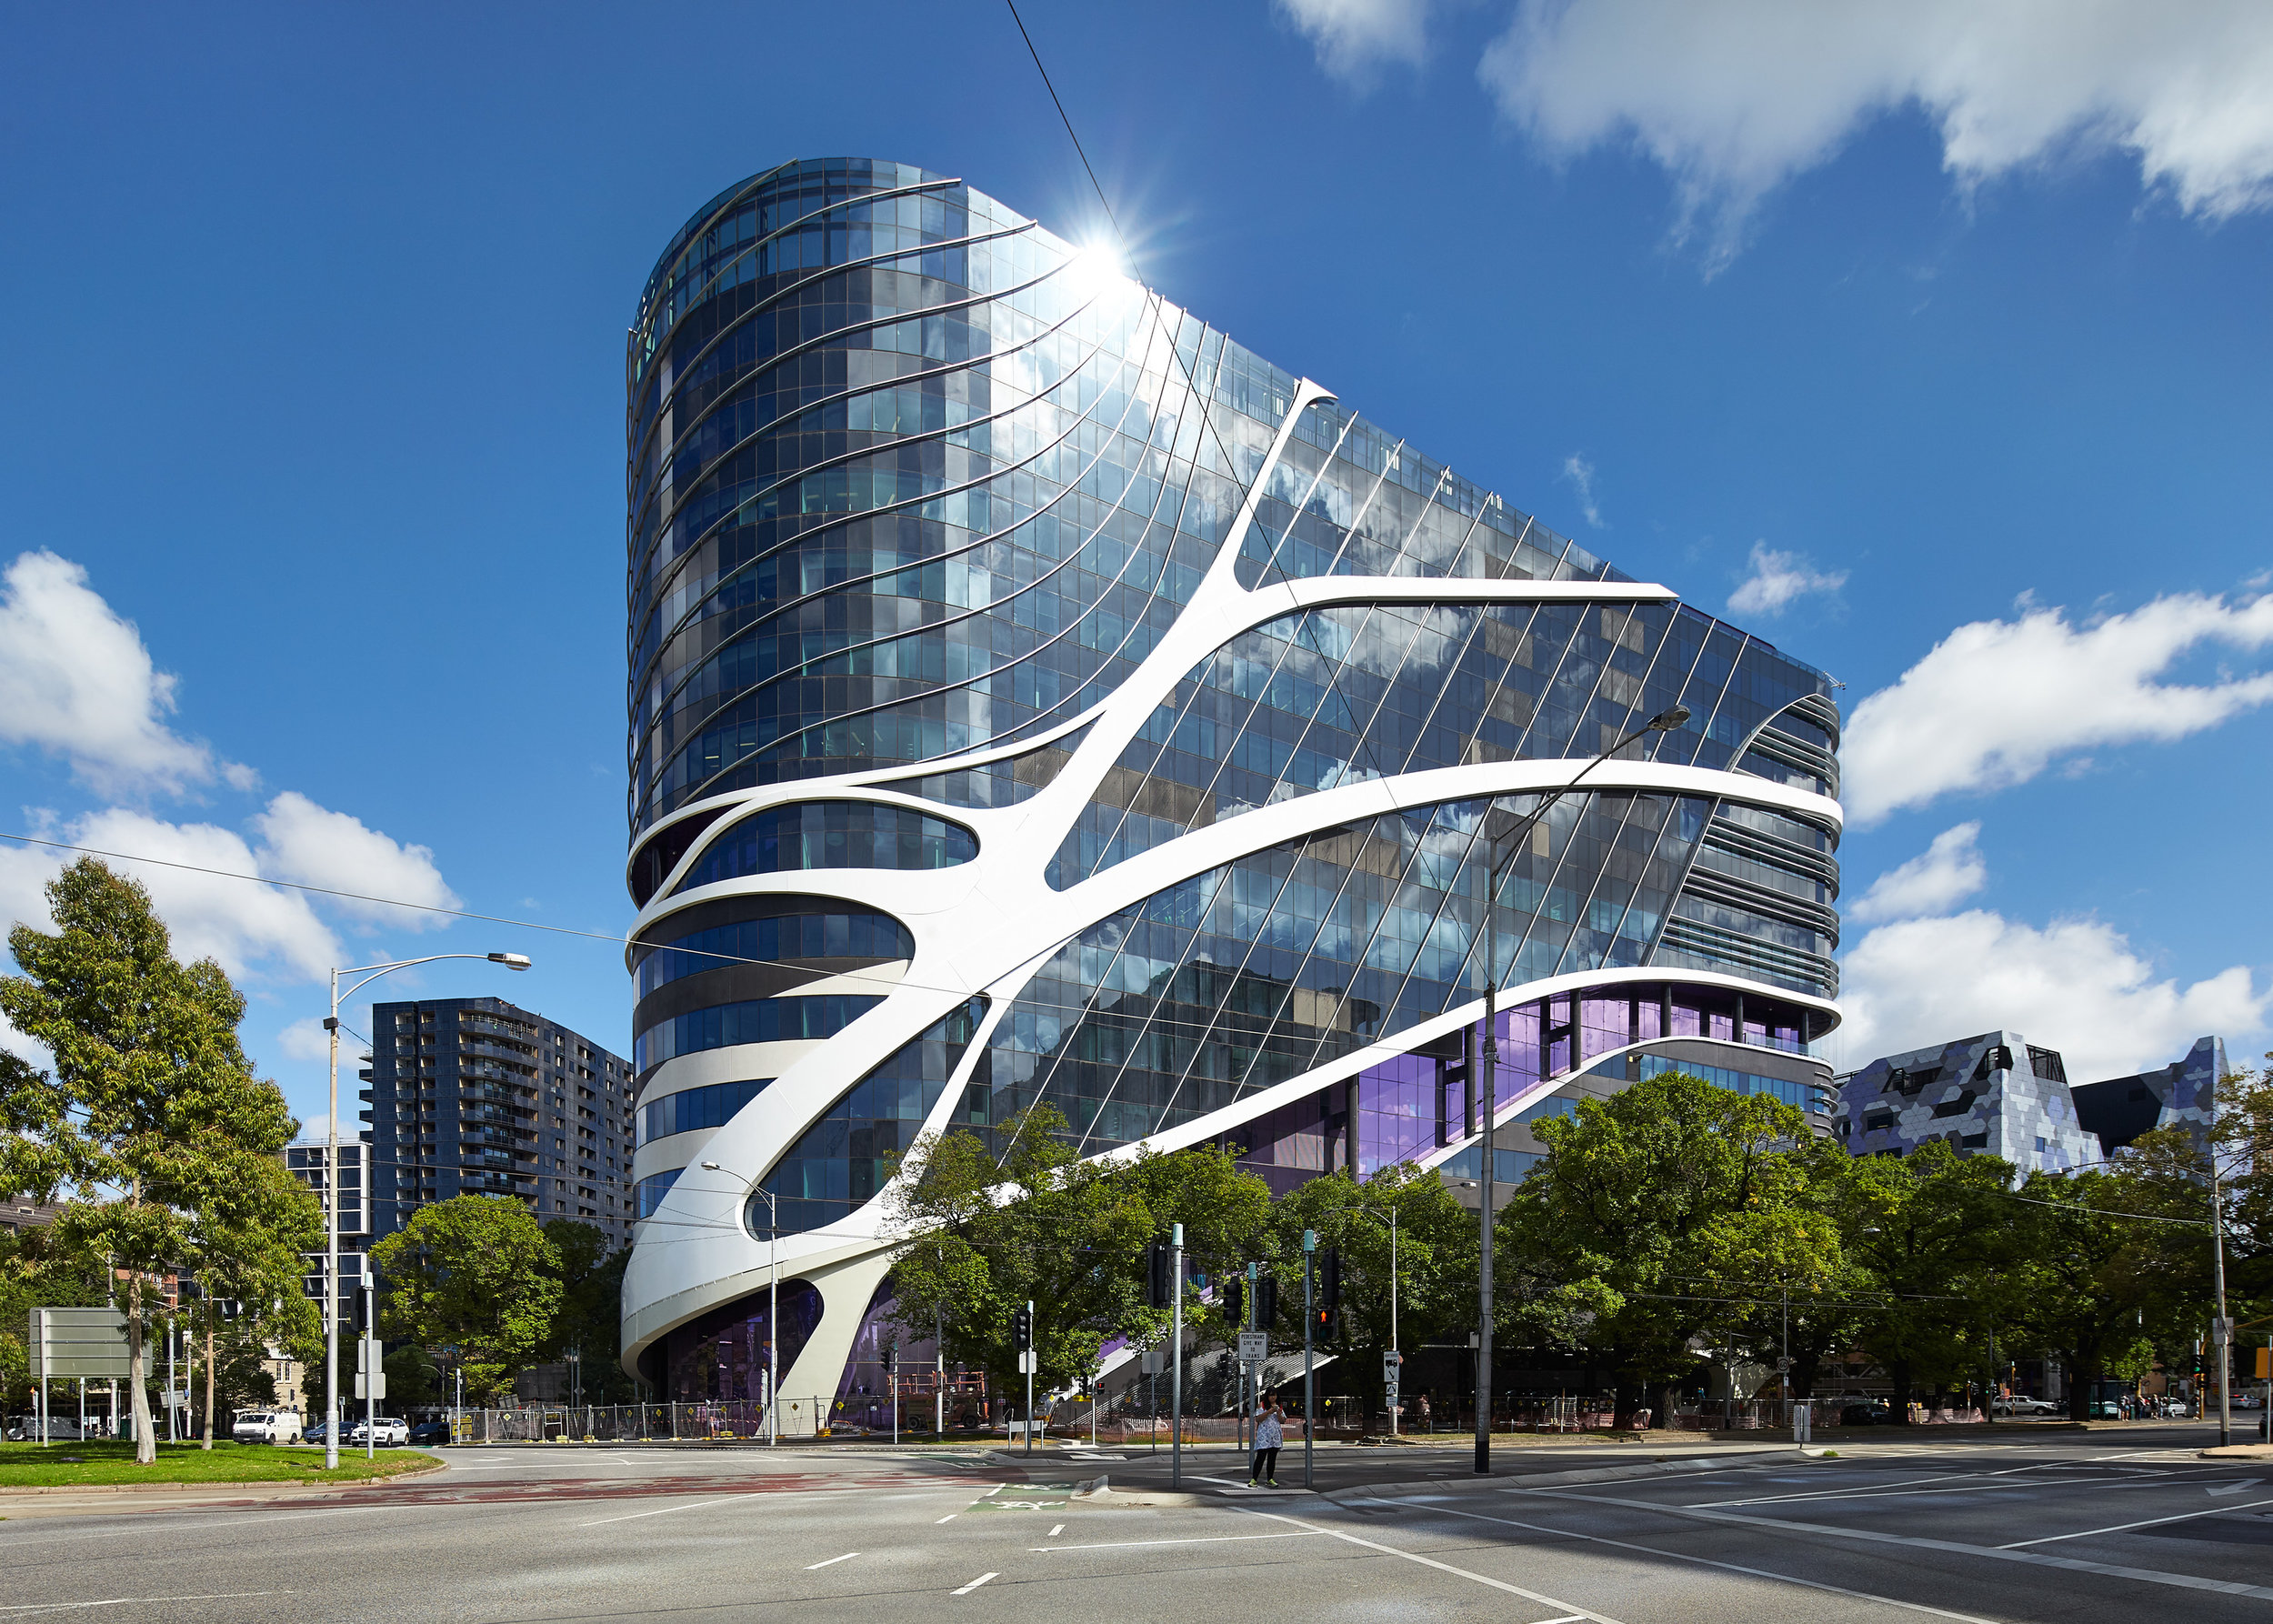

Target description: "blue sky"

left=3, top=1, right=2269, bottom=1132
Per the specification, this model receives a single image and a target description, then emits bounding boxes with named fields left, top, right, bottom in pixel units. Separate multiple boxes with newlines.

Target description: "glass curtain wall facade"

left=619, top=158, right=1844, bottom=1418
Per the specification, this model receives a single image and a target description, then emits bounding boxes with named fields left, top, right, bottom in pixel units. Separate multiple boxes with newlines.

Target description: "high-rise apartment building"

left=285, top=1138, right=371, bottom=1320
left=619, top=159, right=1844, bottom=1418
left=363, top=997, right=636, bottom=1249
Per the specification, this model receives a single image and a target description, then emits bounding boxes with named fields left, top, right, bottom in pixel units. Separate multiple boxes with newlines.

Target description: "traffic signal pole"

left=1023, top=1300, right=1035, bottom=1458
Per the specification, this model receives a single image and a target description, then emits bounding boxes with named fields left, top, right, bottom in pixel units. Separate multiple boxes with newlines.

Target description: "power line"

left=1005, top=1, right=1125, bottom=248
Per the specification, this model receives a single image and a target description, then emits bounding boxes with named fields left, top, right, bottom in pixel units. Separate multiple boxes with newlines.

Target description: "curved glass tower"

left=621, top=159, right=1843, bottom=1415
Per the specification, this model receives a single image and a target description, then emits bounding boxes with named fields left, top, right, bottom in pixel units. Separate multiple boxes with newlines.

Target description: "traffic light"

left=1011, top=1305, right=1033, bottom=1352
left=1147, top=1242, right=1174, bottom=1308
left=1314, top=1305, right=1338, bottom=1338
left=1319, top=1248, right=1341, bottom=1308
left=1224, top=1275, right=1245, bottom=1328
left=1256, top=1273, right=1278, bottom=1328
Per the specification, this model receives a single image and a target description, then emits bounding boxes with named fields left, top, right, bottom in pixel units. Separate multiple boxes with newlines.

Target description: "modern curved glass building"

left=619, top=158, right=1844, bottom=1415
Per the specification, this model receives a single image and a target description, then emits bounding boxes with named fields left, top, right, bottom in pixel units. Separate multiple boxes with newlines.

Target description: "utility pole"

left=2212, top=1138, right=2234, bottom=1447
left=1462, top=707, right=1685, bottom=1477
left=1170, top=1222, right=1184, bottom=1489
left=1303, top=1228, right=1317, bottom=1489
left=1388, top=1206, right=1400, bottom=1438
left=936, top=1301, right=945, bottom=1437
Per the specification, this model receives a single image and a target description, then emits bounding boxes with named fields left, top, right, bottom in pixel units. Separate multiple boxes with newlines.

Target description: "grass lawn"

left=0, top=1439, right=436, bottom=1489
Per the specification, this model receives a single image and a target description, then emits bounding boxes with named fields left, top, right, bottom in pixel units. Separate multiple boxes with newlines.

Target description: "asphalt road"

left=1, top=1426, right=2266, bottom=1622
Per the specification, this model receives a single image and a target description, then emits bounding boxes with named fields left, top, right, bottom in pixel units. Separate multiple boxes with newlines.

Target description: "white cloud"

left=1838, top=907, right=2267, bottom=1083
left=1727, top=541, right=1847, bottom=617
left=65, top=808, right=340, bottom=981
left=1277, top=0, right=1433, bottom=82
left=0, top=550, right=252, bottom=798
left=251, top=791, right=460, bottom=930
left=1561, top=453, right=1604, bottom=527
left=1849, top=823, right=1988, bottom=923
left=275, top=1017, right=335, bottom=1064
left=1843, top=591, right=2273, bottom=825
left=1477, top=0, right=2273, bottom=268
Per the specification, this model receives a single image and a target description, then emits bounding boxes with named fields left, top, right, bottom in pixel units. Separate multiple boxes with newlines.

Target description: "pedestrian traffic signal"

left=1319, top=1248, right=1341, bottom=1308
left=1011, top=1306, right=1033, bottom=1352
left=1313, top=1304, right=1338, bottom=1338
left=1224, top=1276, right=1245, bottom=1328
left=1147, top=1242, right=1174, bottom=1308
left=1256, top=1274, right=1278, bottom=1328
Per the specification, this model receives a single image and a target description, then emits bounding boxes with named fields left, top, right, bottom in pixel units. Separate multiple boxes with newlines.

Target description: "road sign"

left=30, top=1308, right=129, bottom=1379
left=1237, top=1331, right=1268, bottom=1363
left=1775, top=1357, right=1793, bottom=1372
left=2212, top=1318, right=2235, bottom=1346
left=1384, top=1352, right=1403, bottom=1382
left=1016, top=1349, right=1036, bottom=1374
left=355, top=1371, right=386, bottom=1399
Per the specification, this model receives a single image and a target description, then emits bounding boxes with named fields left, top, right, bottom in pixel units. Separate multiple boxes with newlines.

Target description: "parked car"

left=348, top=1417, right=410, bottom=1446
left=408, top=1418, right=453, bottom=1446
left=1837, top=1403, right=1882, bottom=1426
left=301, top=1418, right=334, bottom=1446
left=1992, top=1397, right=2058, bottom=1416
left=231, top=1411, right=302, bottom=1445
left=2088, top=1398, right=2128, bottom=1419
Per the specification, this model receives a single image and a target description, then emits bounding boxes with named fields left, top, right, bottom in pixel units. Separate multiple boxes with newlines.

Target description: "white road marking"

left=1374, top=1498, right=2008, bottom=1624
left=951, top=1572, right=997, bottom=1595
left=1047, top=1523, right=1064, bottom=1537
left=1516, top=1485, right=2273, bottom=1601
left=577, top=1494, right=768, bottom=1527
left=2000, top=1494, right=2273, bottom=1547
left=0, top=1595, right=291, bottom=1616
left=2208, top=1479, right=2264, bottom=1497
left=981, top=1484, right=1003, bottom=1496
left=936, top=1514, right=956, bottom=1523
left=1036, top=1530, right=1324, bottom=1551
left=1233, top=1509, right=1625, bottom=1623
left=803, top=1552, right=860, bottom=1569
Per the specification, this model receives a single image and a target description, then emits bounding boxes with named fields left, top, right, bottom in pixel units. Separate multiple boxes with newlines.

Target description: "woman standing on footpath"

left=1248, top=1392, right=1284, bottom=1487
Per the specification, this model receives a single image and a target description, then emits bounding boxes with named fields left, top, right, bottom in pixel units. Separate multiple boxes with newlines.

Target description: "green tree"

left=2005, top=1167, right=2198, bottom=1421
left=1267, top=1164, right=1477, bottom=1423
left=1, top=859, right=306, bottom=1463
left=1497, top=1070, right=1827, bottom=1429
left=886, top=1107, right=1273, bottom=1405
left=1834, top=1141, right=2020, bottom=1419
left=538, top=1220, right=634, bottom=1402
left=370, top=1195, right=561, bottom=1401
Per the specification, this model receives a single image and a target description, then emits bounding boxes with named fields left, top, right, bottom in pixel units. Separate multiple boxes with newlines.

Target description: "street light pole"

left=323, top=949, right=530, bottom=1469
left=1472, top=704, right=1689, bottom=1476
left=719, top=1169, right=782, bottom=1447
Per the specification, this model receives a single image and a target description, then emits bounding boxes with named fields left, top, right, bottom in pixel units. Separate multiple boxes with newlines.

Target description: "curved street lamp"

left=1471, top=704, right=1688, bottom=1476
left=703, top=1161, right=782, bottom=1448
left=320, top=950, right=531, bottom=1469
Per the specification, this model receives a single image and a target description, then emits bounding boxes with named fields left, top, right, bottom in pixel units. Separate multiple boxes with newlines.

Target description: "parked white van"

left=232, top=1410, right=303, bottom=1444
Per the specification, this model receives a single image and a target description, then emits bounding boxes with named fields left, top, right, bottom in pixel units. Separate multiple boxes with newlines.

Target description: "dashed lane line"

left=803, top=1553, right=860, bottom=1569
left=951, top=1572, right=997, bottom=1596
left=1229, top=1507, right=1625, bottom=1624
left=0, top=1593, right=292, bottom=1616
left=1034, top=1530, right=1325, bottom=1552
left=1364, top=1497, right=2008, bottom=1624
left=1999, top=1495, right=2273, bottom=1548
left=1512, top=1485, right=2273, bottom=1602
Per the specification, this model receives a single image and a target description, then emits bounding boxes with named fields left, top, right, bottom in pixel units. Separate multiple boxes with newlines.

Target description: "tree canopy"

left=1, top=859, right=316, bottom=1461
left=370, top=1194, right=562, bottom=1401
